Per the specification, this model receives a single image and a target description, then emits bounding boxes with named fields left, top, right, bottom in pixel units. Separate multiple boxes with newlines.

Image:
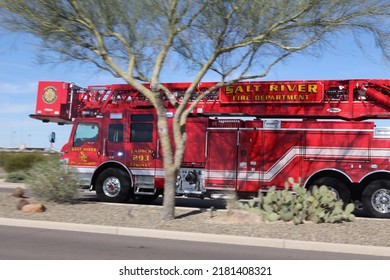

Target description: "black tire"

left=362, top=180, right=390, bottom=218
left=95, top=168, right=132, bottom=203
left=309, top=177, right=351, bottom=204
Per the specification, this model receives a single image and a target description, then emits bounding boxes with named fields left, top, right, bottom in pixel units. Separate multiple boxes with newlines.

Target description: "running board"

left=134, top=184, right=156, bottom=195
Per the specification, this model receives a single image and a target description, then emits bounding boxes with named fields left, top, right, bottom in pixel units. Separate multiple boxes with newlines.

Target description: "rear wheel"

left=362, top=180, right=390, bottom=218
left=95, top=168, right=132, bottom=203
left=309, top=177, right=351, bottom=204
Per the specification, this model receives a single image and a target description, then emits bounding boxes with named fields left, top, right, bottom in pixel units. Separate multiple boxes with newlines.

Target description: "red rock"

left=12, top=187, right=25, bottom=198
left=16, top=199, right=29, bottom=210
left=21, top=203, right=46, bottom=213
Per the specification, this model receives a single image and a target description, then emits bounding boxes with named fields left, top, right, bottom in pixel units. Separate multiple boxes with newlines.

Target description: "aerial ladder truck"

left=30, top=78, right=390, bottom=218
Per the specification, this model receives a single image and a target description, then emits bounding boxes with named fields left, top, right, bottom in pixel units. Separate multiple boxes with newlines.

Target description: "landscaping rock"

left=16, top=198, right=30, bottom=210
left=21, top=203, right=46, bottom=213
left=12, top=187, right=26, bottom=198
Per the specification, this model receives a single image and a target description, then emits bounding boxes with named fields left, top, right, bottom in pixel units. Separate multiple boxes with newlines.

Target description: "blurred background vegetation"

left=0, top=150, right=59, bottom=182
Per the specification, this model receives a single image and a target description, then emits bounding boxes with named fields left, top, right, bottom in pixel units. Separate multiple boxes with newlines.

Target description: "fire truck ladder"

left=30, top=79, right=390, bottom=124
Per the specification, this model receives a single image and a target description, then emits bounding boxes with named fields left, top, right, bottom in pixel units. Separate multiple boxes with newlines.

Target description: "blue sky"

left=0, top=32, right=389, bottom=150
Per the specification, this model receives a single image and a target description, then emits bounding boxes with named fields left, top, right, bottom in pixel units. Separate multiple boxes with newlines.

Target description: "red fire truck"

left=30, top=79, right=390, bottom=218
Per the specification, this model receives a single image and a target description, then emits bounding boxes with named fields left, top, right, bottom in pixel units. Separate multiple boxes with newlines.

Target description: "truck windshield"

left=73, top=122, right=99, bottom=147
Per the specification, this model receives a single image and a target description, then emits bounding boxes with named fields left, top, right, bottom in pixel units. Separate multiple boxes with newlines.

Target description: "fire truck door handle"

left=154, top=139, right=161, bottom=159
left=103, top=138, right=107, bottom=157
left=205, top=132, right=209, bottom=157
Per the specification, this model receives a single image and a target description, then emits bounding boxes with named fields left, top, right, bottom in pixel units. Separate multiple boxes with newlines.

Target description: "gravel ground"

left=1, top=183, right=390, bottom=248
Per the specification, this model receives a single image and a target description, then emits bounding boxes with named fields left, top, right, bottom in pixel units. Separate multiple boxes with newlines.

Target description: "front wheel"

left=362, top=180, right=390, bottom=218
left=95, top=168, right=132, bottom=203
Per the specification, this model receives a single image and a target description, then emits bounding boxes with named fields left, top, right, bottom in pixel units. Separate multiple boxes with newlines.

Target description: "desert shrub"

left=238, top=177, right=355, bottom=224
left=2, top=152, right=48, bottom=173
left=6, top=171, right=28, bottom=182
left=0, top=152, right=11, bottom=168
left=26, top=159, right=80, bottom=203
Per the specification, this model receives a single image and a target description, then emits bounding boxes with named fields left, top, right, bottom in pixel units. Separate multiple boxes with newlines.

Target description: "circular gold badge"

left=42, top=86, right=57, bottom=104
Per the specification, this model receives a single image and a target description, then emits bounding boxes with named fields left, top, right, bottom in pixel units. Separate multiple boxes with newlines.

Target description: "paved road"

left=0, top=225, right=385, bottom=260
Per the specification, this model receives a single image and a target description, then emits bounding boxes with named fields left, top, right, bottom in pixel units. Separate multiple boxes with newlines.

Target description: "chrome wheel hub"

left=102, top=177, right=121, bottom=197
left=371, top=189, right=390, bottom=214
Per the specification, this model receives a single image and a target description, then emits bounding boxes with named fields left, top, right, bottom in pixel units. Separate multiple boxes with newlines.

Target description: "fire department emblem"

left=42, top=86, right=57, bottom=104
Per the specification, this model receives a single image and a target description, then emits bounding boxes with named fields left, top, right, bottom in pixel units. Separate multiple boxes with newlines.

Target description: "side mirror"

left=49, top=132, right=56, bottom=143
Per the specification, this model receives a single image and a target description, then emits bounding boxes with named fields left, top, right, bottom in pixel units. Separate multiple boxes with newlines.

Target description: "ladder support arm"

left=361, top=85, right=390, bottom=109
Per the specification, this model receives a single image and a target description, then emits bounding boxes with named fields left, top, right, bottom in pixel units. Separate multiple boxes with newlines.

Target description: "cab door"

left=128, top=113, right=159, bottom=194
left=69, top=121, right=101, bottom=166
left=67, top=121, right=102, bottom=185
left=102, top=120, right=126, bottom=163
left=128, top=114, right=158, bottom=170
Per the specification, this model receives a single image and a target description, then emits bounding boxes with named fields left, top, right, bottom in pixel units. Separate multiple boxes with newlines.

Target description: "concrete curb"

left=0, top=180, right=25, bottom=189
left=1, top=217, right=390, bottom=257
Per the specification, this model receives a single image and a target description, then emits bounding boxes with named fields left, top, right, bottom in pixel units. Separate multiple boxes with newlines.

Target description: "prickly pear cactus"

left=243, top=177, right=355, bottom=224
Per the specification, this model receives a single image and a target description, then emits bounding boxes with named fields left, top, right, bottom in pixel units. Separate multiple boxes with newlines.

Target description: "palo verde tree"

left=1, top=0, right=389, bottom=221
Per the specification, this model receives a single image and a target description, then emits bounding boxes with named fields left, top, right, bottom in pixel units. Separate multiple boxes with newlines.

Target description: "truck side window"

left=73, top=122, right=99, bottom=147
left=131, top=123, right=153, bottom=142
left=108, top=124, right=124, bottom=142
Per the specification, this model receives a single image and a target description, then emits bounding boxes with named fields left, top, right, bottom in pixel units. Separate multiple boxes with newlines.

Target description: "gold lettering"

left=235, top=85, right=243, bottom=93
left=132, top=155, right=151, bottom=161
left=308, top=84, right=317, bottom=93
left=298, top=85, right=306, bottom=92
left=232, top=95, right=250, bottom=101
left=130, top=163, right=152, bottom=168
left=266, top=95, right=275, bottom=101
left=286, top=85, right=296, bottom=92
left=225, top=86, right=234, bottom=94
left=131, top=149, right=152, bottom=154
left=81, top=147, right=97, bottom=152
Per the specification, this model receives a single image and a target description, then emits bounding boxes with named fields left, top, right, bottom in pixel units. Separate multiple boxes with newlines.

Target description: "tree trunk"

left=161, top=165, right=177, bottom=221
left=155, top=106, right=177, bottom=221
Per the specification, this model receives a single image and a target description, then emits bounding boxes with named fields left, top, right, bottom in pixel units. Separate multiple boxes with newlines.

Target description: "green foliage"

left=6, top=171, right=28, bottom=183
left=0, top=151, right=58, bottom=173
left=26, top=159, right=80, bottom=204
left=239, top=177, right=355, bottom=224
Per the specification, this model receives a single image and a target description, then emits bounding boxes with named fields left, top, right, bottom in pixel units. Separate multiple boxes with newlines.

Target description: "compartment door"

left=205, top=129, right=238, bottom=190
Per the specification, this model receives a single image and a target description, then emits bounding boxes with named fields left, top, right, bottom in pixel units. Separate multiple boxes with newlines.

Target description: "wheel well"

left=304, top=169, right=352, bottom=190
left=360, top=171, right=390, bottom=187
left=306, top=170, right=390, bottom=202
left=357, top=171, right=390, bottom=200
left=91, top=161, right=132, bottom=190
left=352, top=171, right=390, bottom=201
